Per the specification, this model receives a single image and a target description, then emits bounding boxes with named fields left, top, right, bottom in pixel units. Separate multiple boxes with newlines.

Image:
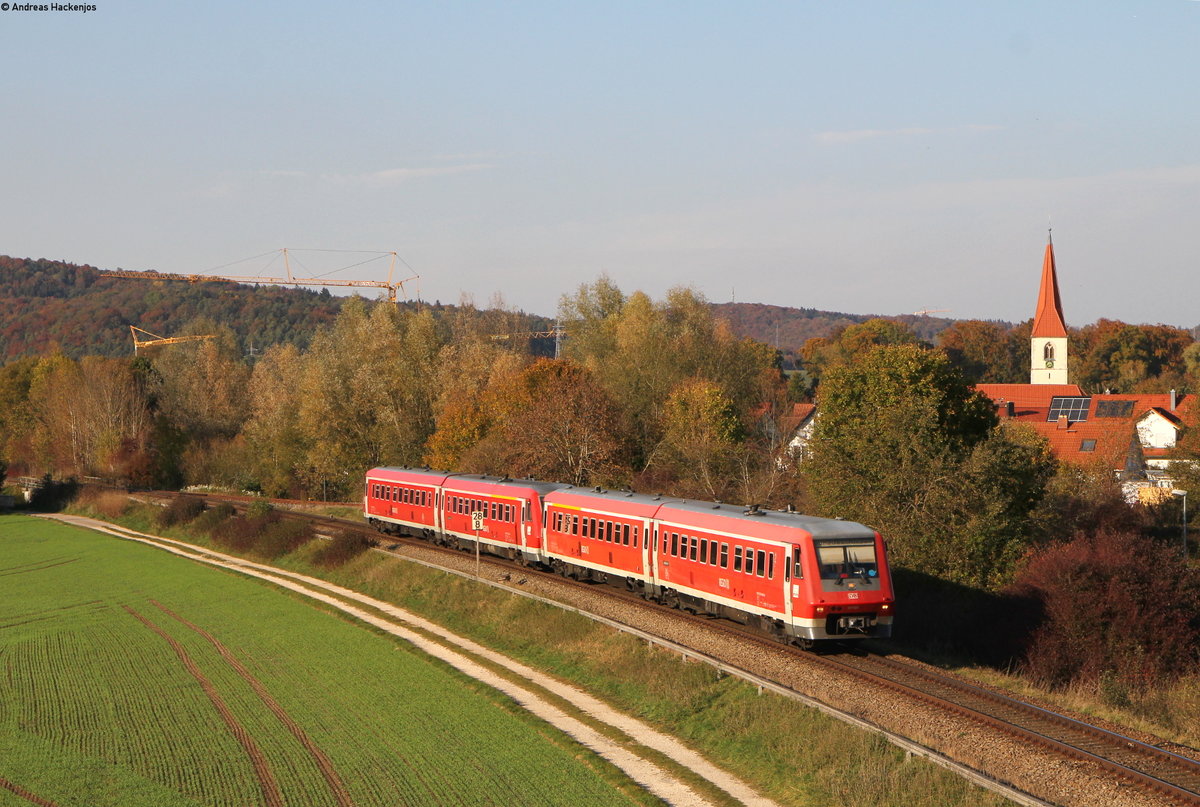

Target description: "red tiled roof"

left=975, top=383, right=1084, bottom=419
left=975, top=385, right=1195, bottom=466
left=1031, top=240, right=1068, bottom=338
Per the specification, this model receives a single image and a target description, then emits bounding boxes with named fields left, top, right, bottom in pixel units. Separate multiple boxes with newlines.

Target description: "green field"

left=0, top=515, right=655, bottom=807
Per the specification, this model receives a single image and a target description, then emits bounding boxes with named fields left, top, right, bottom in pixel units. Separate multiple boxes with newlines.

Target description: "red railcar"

left=364, top=468, right=893, bottom=644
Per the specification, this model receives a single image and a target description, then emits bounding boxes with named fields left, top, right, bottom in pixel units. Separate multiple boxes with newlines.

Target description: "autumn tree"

left=937, top=319, right=1026, bottom=383
left=805, top=344, right=1056, bottom=588
left=559, top=280, right=780, bottom=471
left=1073, top=320, right=1193, bottom=393
left=242, top=343, right=307, bottom=497
left=800, top=318, right=924, bottom=390
left=26, top=355, right=151, bottom=478
left=651, top=379, right=745, bottom=500
left=296, top=300, right=441, bottom=498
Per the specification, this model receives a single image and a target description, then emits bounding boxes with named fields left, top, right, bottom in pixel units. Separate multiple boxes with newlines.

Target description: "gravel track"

left=379, top=536, right=1187, bottom=807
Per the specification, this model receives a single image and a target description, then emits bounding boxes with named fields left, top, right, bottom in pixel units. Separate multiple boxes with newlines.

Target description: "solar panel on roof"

left=1094, top=400, right=1135, bottom=418
left=1047, top=396, right=1091, bottom=423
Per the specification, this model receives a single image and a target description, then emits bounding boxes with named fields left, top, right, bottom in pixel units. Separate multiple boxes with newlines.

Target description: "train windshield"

left=814, top=540, right=879, bottom=585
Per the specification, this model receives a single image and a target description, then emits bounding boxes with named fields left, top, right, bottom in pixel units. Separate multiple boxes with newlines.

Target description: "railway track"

left=123, top=488, right=1200, bottom=806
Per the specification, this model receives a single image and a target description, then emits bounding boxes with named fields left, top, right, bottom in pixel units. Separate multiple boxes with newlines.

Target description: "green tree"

left=800, top=318, right=923, bottom=390
left=652, top=378, right=744, bottom=500
left=805, top=344, right=1054, bottom=588
left=296, top=300, right=441, bottom=498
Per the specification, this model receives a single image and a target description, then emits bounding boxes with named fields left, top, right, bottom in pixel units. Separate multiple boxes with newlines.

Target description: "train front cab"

left=789, top=529, right=893, bottom=642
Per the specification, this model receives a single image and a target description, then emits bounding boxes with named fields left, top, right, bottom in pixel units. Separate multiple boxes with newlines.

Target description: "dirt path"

left=46, top=514, right=783, bottom=807
left=123, top=604, right=285, bottom=807
left=151, top=600, right=356, bottom=807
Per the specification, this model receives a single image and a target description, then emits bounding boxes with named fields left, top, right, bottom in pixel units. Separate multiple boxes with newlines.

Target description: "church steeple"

left=1032, top=232, right=1068, bottom=338
left=1030, top=231, right=1070, bottom=384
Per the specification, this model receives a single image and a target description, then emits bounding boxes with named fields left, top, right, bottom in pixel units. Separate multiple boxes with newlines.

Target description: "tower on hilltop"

left=1030, top=232, right=1069, bottom=385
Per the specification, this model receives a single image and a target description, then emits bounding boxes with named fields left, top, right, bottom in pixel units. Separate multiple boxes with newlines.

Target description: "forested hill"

left=710, top=302, right=960, bottom=353
left=0, top=256, right=357, bottom=360
left=0, top=256, right=554, bottom=361
left=1, top=255, right=965, bottom=362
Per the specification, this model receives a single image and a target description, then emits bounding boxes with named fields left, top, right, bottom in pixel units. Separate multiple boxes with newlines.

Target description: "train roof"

left=366, top=467, right=566, bottom=498
left=442, top=473, right=567, bottom=497
left=547, top=486, right=878, bottom=542
left=658, top=498, right=879, bottom=541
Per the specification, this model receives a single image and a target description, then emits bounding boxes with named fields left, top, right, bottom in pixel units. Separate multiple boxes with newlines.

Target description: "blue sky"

left=3, top=2, right=1197, bottom=328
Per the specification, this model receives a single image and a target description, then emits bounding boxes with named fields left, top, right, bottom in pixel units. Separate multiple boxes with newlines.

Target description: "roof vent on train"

left=744, top=503, right=766, bottom=516
left=712, top=500, right=722, bottom=509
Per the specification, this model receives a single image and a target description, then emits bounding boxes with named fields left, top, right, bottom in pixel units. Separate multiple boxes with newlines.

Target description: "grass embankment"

left=0, top=513, right=657, bottom=807
left=61, top=492, right=1012, bottom=807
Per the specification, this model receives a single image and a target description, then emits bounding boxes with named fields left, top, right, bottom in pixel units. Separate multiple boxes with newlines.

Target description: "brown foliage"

left=1008, top=530, right=1200, bottom=691
left=156, top=495, right=206, bottom=527
left=312, top=530, right=374, bottom=568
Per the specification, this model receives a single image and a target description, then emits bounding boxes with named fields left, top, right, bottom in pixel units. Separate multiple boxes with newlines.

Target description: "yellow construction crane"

left=103, top=248, right=418, bottom=304
left=130, top=326, right=216, bottom=354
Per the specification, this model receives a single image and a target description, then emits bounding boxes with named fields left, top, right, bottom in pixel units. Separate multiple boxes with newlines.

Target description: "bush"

left=213, top=516, right=262, bottom=554
left=245, top=499, right=273, bottom=520
left=1008, top=529, right=1200, bottom=691
left=312, top=530, right=374, bottom=568
left=29, top=476, right=78, bottom=512
left=192, top=503, right=236, bottom=535
left=257, top=519, right=314, bottom=559
left=157, top=495, right=206, bottom=528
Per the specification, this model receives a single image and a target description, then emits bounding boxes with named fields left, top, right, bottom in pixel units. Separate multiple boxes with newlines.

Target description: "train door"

left=789, top=541, right=808, bottom=633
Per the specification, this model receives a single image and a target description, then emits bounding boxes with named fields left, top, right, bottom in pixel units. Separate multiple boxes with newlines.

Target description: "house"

left=974, top=234, right=1196, bottom=493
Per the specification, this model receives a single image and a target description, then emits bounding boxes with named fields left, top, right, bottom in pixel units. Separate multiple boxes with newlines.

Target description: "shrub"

left=213, top=516, right=261, bottom=553
left=313, top=530, right=374, bottom=568
left=245, top=499, right=273, bottom=520
left=1008, top=529, right=1200, bottom=691
left=191, top=503, right=235, bottom=535
left=156, top=495, right=205, bottom=528
left=257, top=519, right=314, bottom=559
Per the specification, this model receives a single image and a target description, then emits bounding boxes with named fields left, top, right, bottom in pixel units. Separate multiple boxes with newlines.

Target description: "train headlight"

left=815, top=606, right=826, bottom=615
left=880, top=604, right=891, bottom=611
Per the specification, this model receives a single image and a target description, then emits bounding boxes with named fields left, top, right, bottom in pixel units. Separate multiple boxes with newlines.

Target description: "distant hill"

left=710, top=302, right=962, bottom=354
left=0, top=255, right=558, bottom=362
left=0, top=256, right=352, bottom=360
left=1, top=255, right=969, bottom=364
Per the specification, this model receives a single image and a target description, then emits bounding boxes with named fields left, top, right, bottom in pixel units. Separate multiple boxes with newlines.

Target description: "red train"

left=365, top=467, right=893, bottom=645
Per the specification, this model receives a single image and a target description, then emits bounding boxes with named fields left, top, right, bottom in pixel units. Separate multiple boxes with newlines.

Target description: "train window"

left=734, top=546, right=743, bottom=571
left=599, top=520, right=608, bottom=542
left=633, top=526, right=639, bottom=548
left=720, top=543, right=729, bottom=568
left=689, top=536, right=698, bottom=562
left=670, top=532, right=678, bottom=556
left=699, top=539, right=708, bottom=564
left=623, top=524, right=631, bottom=546
left=522, top=501, right=530, bottom=521
left=708, top=540, right=718, bottom=565
left=756, top=550, right=766, bottom=577
left=745, top=549, right=754, bottom=576
left=768, top=553, right=775, bottom=579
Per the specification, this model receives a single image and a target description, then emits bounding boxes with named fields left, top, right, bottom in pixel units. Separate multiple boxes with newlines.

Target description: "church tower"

left=1030, top=232, right=1069, bottom=385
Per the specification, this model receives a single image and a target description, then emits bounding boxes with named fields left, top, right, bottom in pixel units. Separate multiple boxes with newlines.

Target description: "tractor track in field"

left=0, top=777, right=60, bottom=807
left=123, top=604, right=285, bottom=807
left=149, top=600, right=356, bottom=807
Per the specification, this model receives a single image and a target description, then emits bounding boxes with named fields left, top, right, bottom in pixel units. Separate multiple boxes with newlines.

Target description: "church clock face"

left=1045, top=360, right=1054, bottom=368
